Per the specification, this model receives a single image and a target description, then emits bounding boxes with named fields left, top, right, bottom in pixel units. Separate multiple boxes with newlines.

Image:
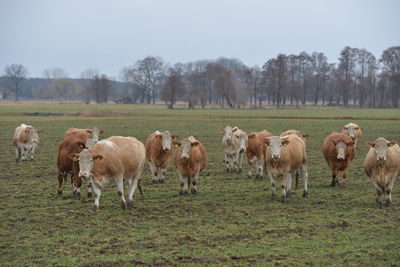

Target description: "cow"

left=322, top=132, right=355, bottom=187
left=64, top=127, right=104, bottom=141
left=13, top=124, right=40, bottom=162
left=220, top=126, right=247, bottom=173
left=280, top=129, right=310, bottom=190
left=57, top=137, right=87, bottom=199
left=342, top=123, right=362, bottom=147
left=173, top=136, right=207, bottom=195
left=364, top=138, right=400, bottom=208
left=265, top=135, right=308, bottom=201
left=73, top=136, right=146, bottom=211
left=246, top=130, right=272, bottom=179
left=145, top=130, right=179, bottom=184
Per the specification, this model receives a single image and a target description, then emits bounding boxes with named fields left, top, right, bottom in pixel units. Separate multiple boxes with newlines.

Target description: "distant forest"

left=1, top=46, right=399, bottom=108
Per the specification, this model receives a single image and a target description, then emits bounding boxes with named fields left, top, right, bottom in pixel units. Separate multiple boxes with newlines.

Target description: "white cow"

left=13, top=124, right=40, bottom=161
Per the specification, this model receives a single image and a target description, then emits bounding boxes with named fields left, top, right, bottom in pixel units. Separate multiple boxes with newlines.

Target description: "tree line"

left=1, top=46, right=399, bottom=108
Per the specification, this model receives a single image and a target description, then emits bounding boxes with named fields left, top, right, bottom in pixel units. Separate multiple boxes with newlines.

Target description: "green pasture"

left=0, top=103, right=399, bottom=266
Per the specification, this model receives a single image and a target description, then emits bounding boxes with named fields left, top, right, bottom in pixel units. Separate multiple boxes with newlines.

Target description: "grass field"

left=1, top=103, right=400, bottom=266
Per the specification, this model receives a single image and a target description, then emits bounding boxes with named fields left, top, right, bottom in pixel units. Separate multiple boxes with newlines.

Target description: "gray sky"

left=1, top=0, right=399, bottom=78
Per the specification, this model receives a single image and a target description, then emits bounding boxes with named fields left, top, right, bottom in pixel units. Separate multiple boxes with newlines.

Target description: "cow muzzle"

left=377, top=156, right=386, bottom=162
left=163, top=147, right=170, bottom=151
left=79, top=171, right=90, bottom=179
left=181, top=154, right=189, bottom=160
left=337, top=154, right=345, bottom=160
left=272, top=154, right=280, bottom=160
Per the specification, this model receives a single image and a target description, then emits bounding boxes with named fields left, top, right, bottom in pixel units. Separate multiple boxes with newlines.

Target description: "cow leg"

left=15, top=147, right=20, bottom=162
left=375, top=189, right=383, bottom=209
left=268, top=171, right=277, bottom=200
left=233, top=152, right=239, bottom=173
left=301, top=165, right=309, bottom=197
left=149, top=163, right=158, bottom=184
left=158, top=167, right=166, bottom=184
left=127, top=177, right=139, bottom=208
left=29, top=144, right=36, bottom=161
left=331, top=168, right=337, bottom=187
left=116, top=177, right=127, bottom=210
left=295, top=170, right=299, bottom=190
left=20, top=146, right=26, bottom=161
left=87, top=179, right=93, bottom=198
left=73, top=175, right=82, bottom=200
left=385, top=179, right=395, bottom=207
left=255, top=159, right=263, bottom=180
left=286, top=172, right=292, bottom=197
left=191, top=171, right=200, bottom=194
left=91, top=178, right=101, bottom=211
left=238, top=152, right=243, bottom=173
left=224, top=153, right=230, bottom=172
left=247, top=157, right=255, bottom=178
left=57, top=172, right=64, bottom=195
left=178, top=172, right=189, bottom=195
left=280, top=173, right=289, bottom=202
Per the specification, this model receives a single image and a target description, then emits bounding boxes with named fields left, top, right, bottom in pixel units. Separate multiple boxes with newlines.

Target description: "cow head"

left=366, top=138, right=397, bottom=164
left=237, top=132, right=248, bottom=153
left=174, top=138, right=199, bottom=160
left=156, top=131, right=179, bottom=151
left=72, top=149, right=103, bottom=179
left=343, top=123, right=360, bottom=141
left=220, top=126, right=238, bottom=145
left=26, top=127, right=39, bottom=144
left=333, top=139, right=354, bottom=160
left=265, top=136, right=289, bottom=161
left=87, top=127, right=105, bottom=141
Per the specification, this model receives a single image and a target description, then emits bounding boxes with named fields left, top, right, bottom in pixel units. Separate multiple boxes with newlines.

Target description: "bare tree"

left=380, top=46, right=400, bottom=107
left=91, top=74, right=110, bottom=103
left=42, top=67, right=68, bottom=79
left=338, top=46, right=357, bottom=106
left=161, top=66, right=186, bottom=109
left=245, top=66, right=262, bottom=108
left=310, top=52, right=329, bottom=105
left=50, top=78, right=80, bottom=99
left=4, top=64, right=28, bottom=101
left=138, top=56, right=163, bottom=104
left=80, top=68, right=99, bottom=103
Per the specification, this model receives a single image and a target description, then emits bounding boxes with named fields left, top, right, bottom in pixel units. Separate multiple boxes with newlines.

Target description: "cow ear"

left=346, top=141, right=355, bottom=147
left=191, top=141, right=199, bottom=147
left=173, top=141, right=180, bottom=147
left=355, top=127, right=360, bottom=130
left=366, top=141, right=374, bottom=147
left=248, top=133, right=255, bottom=138
left=86, top=130, right=92, bottom=134
left=219, top=128, right=224, bottom=133
left=171, top=134, right=179, bottom=140
left=388, top=141, right=397, bottom=147
left=156, top=134, right=162, bottom=139
left=100, top=130, right=105, bottom=134
left=282, top=139, right=290, bottom=146
left=303, top=134, right=310, bottom=139
left=93, top=155, right=103, bottom=161
left=232, top=127, right=238, bottom=133
left=36, top=130, right=41, bottom=134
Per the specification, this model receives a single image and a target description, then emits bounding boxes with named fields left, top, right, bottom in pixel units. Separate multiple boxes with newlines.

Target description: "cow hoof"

left=286, top=191, right=292, bottom=197
left=126, top=200, right=133, bottom=209
left=15, top=158, right=19, bottom=162
left=226, top=168, right=230, bottom=172
left=179, top=190, right=184, bottom=195
left=258, top=175, right=264, bottom=180
left=57, top=190, right=62, bottom=195
left=74, top=192, right=81, bottom=200
left=120, top=201, right=127, bottom=210
left=159, top=179, right=165, bottom=184
left=31, top=158, right=34, bottom=161
left=384, top=200, right=391, bottom=207
left=191, top=188, right=197, bottom=195
left=270, top=194, right=276, bottom=201
left=238, top=168, right=242, bottom=173
left=87, top=192, right=93, bottom=198
left=280, top=197, right=287, bottom=203
left=376, top=202, right=382, bottom=209
left=152, top=180, right=158, bottom=184
left=247, top=174, right=252, bottom=178
left=92, top=205, right=99, bottom=212
left=302, top=191, right=308, bottom=198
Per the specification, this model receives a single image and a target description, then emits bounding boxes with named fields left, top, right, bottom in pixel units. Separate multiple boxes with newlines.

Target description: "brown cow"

left=13, top=124, right=40, bottom=162
left=57, top=137, right=87, bottom=198
left=173, top=136, right=207, bottom=195
left=280, top=129, right=310, bottom=190
left=265, top=135, right=308, bottom=201
left=364, top=138, right=400, bottom=208
left=342, top=123, right=362, bottom=147
left=145, top=130, right=179, bottom=184
left=246, top=130, right=272, bottom=179
left=322, top=132, right=355, bottom=187
left=74, top=136, right=146, bottom=211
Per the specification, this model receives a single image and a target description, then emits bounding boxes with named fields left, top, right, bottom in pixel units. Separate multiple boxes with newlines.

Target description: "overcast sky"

left=1, top=0, right=399, bottom=78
